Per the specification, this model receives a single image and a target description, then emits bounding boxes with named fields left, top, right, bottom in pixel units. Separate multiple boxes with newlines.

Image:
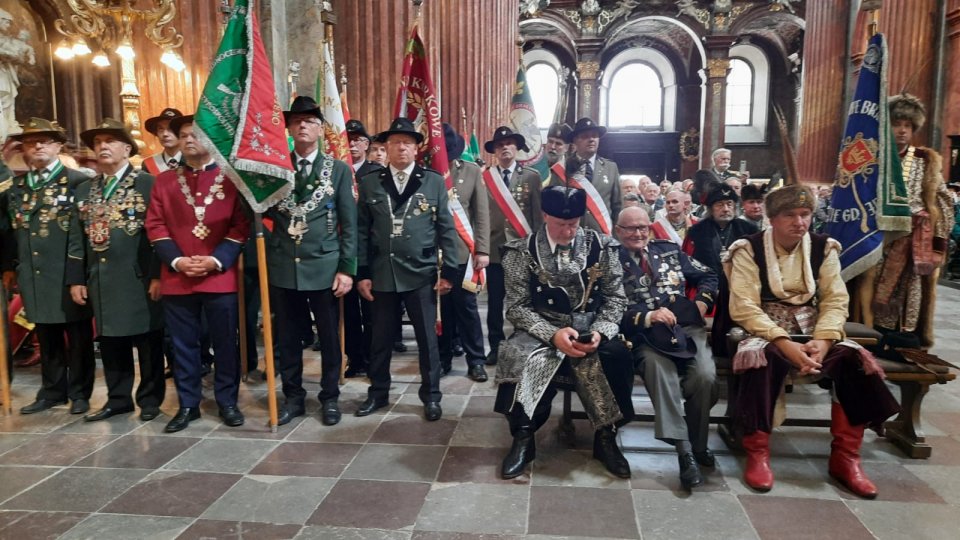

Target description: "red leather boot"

left=741, top=430, right=774, bottom=491
left=828, top=402, right=878, bottom=499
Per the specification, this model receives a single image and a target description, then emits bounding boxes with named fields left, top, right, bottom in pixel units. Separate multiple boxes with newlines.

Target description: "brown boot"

left=828, top=402, right=878, bottom=499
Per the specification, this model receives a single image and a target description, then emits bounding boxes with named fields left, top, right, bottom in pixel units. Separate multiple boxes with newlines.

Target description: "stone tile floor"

left=1, top=286, right=959, bottom=539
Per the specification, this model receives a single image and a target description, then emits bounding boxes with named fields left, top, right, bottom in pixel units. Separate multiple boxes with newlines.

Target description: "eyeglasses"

left=615, top=224, right=649, bottom=234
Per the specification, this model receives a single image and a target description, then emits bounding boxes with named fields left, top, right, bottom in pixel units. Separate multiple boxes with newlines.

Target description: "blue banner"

left=827, top=33, right=910, bottom=281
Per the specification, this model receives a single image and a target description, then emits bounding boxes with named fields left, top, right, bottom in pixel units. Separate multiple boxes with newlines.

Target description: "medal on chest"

left=178, top=169, right=226, bottom=240
left=83, top=175, right=146, bottom=252
left=278, top=158, right=335, bottom=244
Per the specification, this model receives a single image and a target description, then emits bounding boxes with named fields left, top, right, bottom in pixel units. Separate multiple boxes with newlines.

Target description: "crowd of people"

left=0, top=91, right=953, bottom=498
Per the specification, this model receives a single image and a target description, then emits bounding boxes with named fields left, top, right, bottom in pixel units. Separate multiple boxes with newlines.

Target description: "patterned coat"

left=66, top=167, right=163, bottom=336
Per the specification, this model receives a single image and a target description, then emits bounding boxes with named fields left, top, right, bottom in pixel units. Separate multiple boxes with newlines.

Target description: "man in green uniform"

left=266, top=96, right=357, bottom=426
left=355, top=117, right=460, bottom=421
left=67, top=118, right=165, bottom=422
left=6, top=118, right=94, bottom=415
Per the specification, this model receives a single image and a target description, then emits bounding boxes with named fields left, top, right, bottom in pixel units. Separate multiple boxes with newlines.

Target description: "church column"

left=796, top=0, right=850, bottom=184
left=699, top=36, right=734, bottom=170
left=573, top=38, right=602, bottom=120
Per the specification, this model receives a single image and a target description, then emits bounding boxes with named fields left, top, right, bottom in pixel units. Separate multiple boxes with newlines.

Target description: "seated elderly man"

left=726, top=184, right=901, bottom=498
left=495, top=186, right=634, bottom=479
left=616, top=207, right=718, bottom=490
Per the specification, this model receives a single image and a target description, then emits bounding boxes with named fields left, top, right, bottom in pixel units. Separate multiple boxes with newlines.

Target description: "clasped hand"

left=176, top=255, right=219, bottom=278
left=775, top=338, right=834, bottom=375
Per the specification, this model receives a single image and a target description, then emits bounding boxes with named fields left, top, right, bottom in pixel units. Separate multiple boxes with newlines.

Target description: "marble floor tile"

left=75, top=434, right=200, bottom=469
left=922, top=411, right=960, bottom=437
left=448, top=416, right=513, bottom=448
left=391, top=394, right=468, bottom=418
left=287, top=413, right=385, bottom=444
left=626, top=451, right=728, bottom=493
left=294, top=525, right=412, bottom=540
left=633, top=491, right=758, bottom=540
left=177, top=519, right=303, bottom=540
left=370, top=415, right=459, bottom=445
left=834, top=462, right=945, bottom=503
left=163, top=438, right=279, bottom=474
left=411, top=533, right=523, bottom=540
left=0, top=466, right=59, bottom=504
left=907, top=435, right=960, bottom=466
left=202, top=475, right=336, bottom=524
left=1, top=467, right=148, bottom=512
left=0, top=433, right=36, bottom=456
left=250, top=441, right=362, bottom=477
left=0, top=510, right=88, bottom=539
left=460, top=396, right=499, bottom=418
left=738, top=495, right=874, bottom=540
left=527, top=485, right=638, bottom=539
left=308, top=479, right=430, bottom=529
left=342, top=444, right=446, bottom=483
left=53, top=411, right=146, bottom=435
left=903, top=464, right=960, bottom=504
left=531, top=448, right=632, bottom=489
left=102, top=470, right=241, bottom=517
left=720, top=455, right=844, bottom=500
left=845, top=500, right=960, bottom=540
left=0, top=433, right=116, bottom=466
left=415, top=483, right=529, bottom=535
left=60, top=514, right=194, bottom=540
left=435, top=446, right=514, bottom=484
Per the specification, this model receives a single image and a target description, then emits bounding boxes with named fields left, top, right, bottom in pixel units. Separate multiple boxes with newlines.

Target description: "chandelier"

left=52, top=0, right=185, bottom=72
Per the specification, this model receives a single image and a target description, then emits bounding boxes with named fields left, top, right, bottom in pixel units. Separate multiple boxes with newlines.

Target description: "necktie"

left=298, top=159, right=310, bottom=177
left=167, top=158, right=179, bottom=169
left=639, top=250, right=651, bottom=275
left=585, top=161, right=594, bottom=183
left=103, top=175, right=119, bottom=200
left=502, top=168, right=511, bottom=187
left=555, top=244, right=571, bottom=255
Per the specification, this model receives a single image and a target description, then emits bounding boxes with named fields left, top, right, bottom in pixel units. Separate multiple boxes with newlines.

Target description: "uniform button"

left=295, top=257, right=301, bottom=263
left=100, top=257, right=107, bottom=263
left=32, top=251, right=38, bottom=256
left=31, top=232, right=36, bottom=236
left=35, top=270, right=40, bottom=274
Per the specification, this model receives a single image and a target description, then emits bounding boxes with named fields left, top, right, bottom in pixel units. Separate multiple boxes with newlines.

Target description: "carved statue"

left=581, top=0, right=601, bottom=17
left=0, top=8, right=35, bottom=141
left=676, top=0, right=700, bottom=18
left=770, top=0, right=798, bottom=13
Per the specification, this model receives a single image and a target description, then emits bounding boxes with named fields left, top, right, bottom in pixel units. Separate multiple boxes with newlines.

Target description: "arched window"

left=725, top=59, right=753, bottom=125
left=607, top=63, right=662, bottom=128
left=526, top=63, right=560, bottom=130
left=724, top=43, right=770, bottom=143
left=600, top=47, right=677, bottom=131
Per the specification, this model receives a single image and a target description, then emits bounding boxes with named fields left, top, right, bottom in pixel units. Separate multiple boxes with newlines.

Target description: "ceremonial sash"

left=482, top=167, right=532, bottom=238
left=445, top=168, right=483, bottom=292
left=653, top=215, right=683, bottom=245
left=142, top=155, right=162, bottom=176
left=550, top=162, right=612, bottom=235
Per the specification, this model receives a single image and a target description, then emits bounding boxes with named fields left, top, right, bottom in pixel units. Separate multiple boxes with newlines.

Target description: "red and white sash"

left=550, top=162, right=612, bottom=235
left=142, top=155, right=163, bottom=175
left=653, top=215, right=683, bottom=245
left=483, top=167, right=532, bottom=238
left=445, top=168, right=483, bottom=292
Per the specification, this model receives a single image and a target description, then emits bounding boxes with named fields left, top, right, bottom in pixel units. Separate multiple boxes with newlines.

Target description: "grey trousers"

left=640, top=325, right=717, bottom=452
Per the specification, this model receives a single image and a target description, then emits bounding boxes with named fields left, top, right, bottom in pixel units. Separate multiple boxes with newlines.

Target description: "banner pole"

left=254, top=215, right=279, bottom=431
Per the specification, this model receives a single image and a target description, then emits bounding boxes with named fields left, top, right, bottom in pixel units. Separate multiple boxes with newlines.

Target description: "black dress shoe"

left=424, top=401, right=442, bottom=421
left=219, top=406, right=245, bottom=427
left=140, top=407, right=161, bottom=421
left=484, top=350, right=498, bottom=366
left=20, top=398, right=67, bottom=415
left=311, top=339, right=323, bottom=351
left=393, top=341, right=408, bottom=353
left=277, top=403, right=305, bottom=426
left=84, top=405, right=134, bottom=422
left=593, top=427, right=631, bottom=478
left=321, top=400, right=341, bottom=426
left=440, top=362, right=452, bottom=376
left=344, top=366, right=367, bottom=378
left=501, top=430, right=536, bottom=479
left=355, top=397, right=388, bottom=417
left=164, top=407, right=201, bottom=432
left=69, top=399, right=90, bottom=415
left=694, top=449, right=716, bottom=468
left=679, top=452, right=704, bottom=490
left=452, top=342, right=464, bottom=357
left=467, top=365, right=488, bottom=382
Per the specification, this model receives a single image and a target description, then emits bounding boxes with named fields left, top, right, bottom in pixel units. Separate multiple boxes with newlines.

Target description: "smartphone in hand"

left=575, top=333, right=593, bottom=344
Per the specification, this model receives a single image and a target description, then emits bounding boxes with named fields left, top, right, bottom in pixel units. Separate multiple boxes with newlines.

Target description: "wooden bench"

left=560, top=323, right=957, bottom=458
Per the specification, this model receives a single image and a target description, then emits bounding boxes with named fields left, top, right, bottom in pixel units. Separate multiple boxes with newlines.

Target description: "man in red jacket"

left=145, top=115, right=250, bottom=433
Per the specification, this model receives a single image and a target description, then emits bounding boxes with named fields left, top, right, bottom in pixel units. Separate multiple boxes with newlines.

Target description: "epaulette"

left=0, top=178, right=11, bottom=194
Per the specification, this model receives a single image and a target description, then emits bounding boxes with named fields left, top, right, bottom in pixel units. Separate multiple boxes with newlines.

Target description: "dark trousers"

left=735, top=344, right=901, bottom=434
left=99, top=330, right=165, bottom=409
left=438, top=264, right=485, bottom=368
left=368, top=284, right=441, bottom=403
left=273, top=286, right=341, bottom=404
left=35, top=320, right=95, bottom=402
left=163, top=293, right=240, bottom=408
left=495, top=339, right=636, bottom=431
left=343, top=288, right=371, bottom=369
left=486, top=263, right=506, bottom=354
left=242, top=267, right=261, bottom=372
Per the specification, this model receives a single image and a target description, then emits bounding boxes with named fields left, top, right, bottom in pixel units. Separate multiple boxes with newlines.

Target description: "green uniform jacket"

left=550, top=156, right=621, bottom=234
left=448, top=159, right=490, bottom=264
left=266, top=155, right=358, bottom=290
left=6, top=163, right=92, bottom=324
left=66, top=167, right=163, bottom=337
left=357, top=165, right=460, bottom=292
left=488, top=164, right=542, bottom=264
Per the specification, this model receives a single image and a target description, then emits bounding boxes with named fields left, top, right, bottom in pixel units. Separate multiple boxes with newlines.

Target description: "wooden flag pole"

left=254, top=215, right=279, bottom=430
left=237, top=253, right=248, bottom=382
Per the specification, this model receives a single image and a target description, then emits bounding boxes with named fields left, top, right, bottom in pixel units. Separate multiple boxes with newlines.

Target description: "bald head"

left=616, top=206, right=652, bottom=251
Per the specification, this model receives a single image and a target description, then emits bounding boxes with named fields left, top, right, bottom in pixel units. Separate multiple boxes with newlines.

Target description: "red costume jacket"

left=145, top=165, right=250, bottom=296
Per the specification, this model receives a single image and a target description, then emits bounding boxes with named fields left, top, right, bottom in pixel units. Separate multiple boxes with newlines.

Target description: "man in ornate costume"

left=738, top=182, right=767, bottom=230
left=266, top=96, right=356, bottom=426
left=494, top=186, right=633, bottom=479
left=7, top=118, right=95, bottom=415
left=483, top=126, right=541, bottom=365
left=867, top=94, right=954, bottom=347
left=145, top=115, right=250, bottom=432
left=616, top=206, right=718, bottom=489
left=726, top=184, right=900, bottom=498
left=67, top=118, right=165, bottom=422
